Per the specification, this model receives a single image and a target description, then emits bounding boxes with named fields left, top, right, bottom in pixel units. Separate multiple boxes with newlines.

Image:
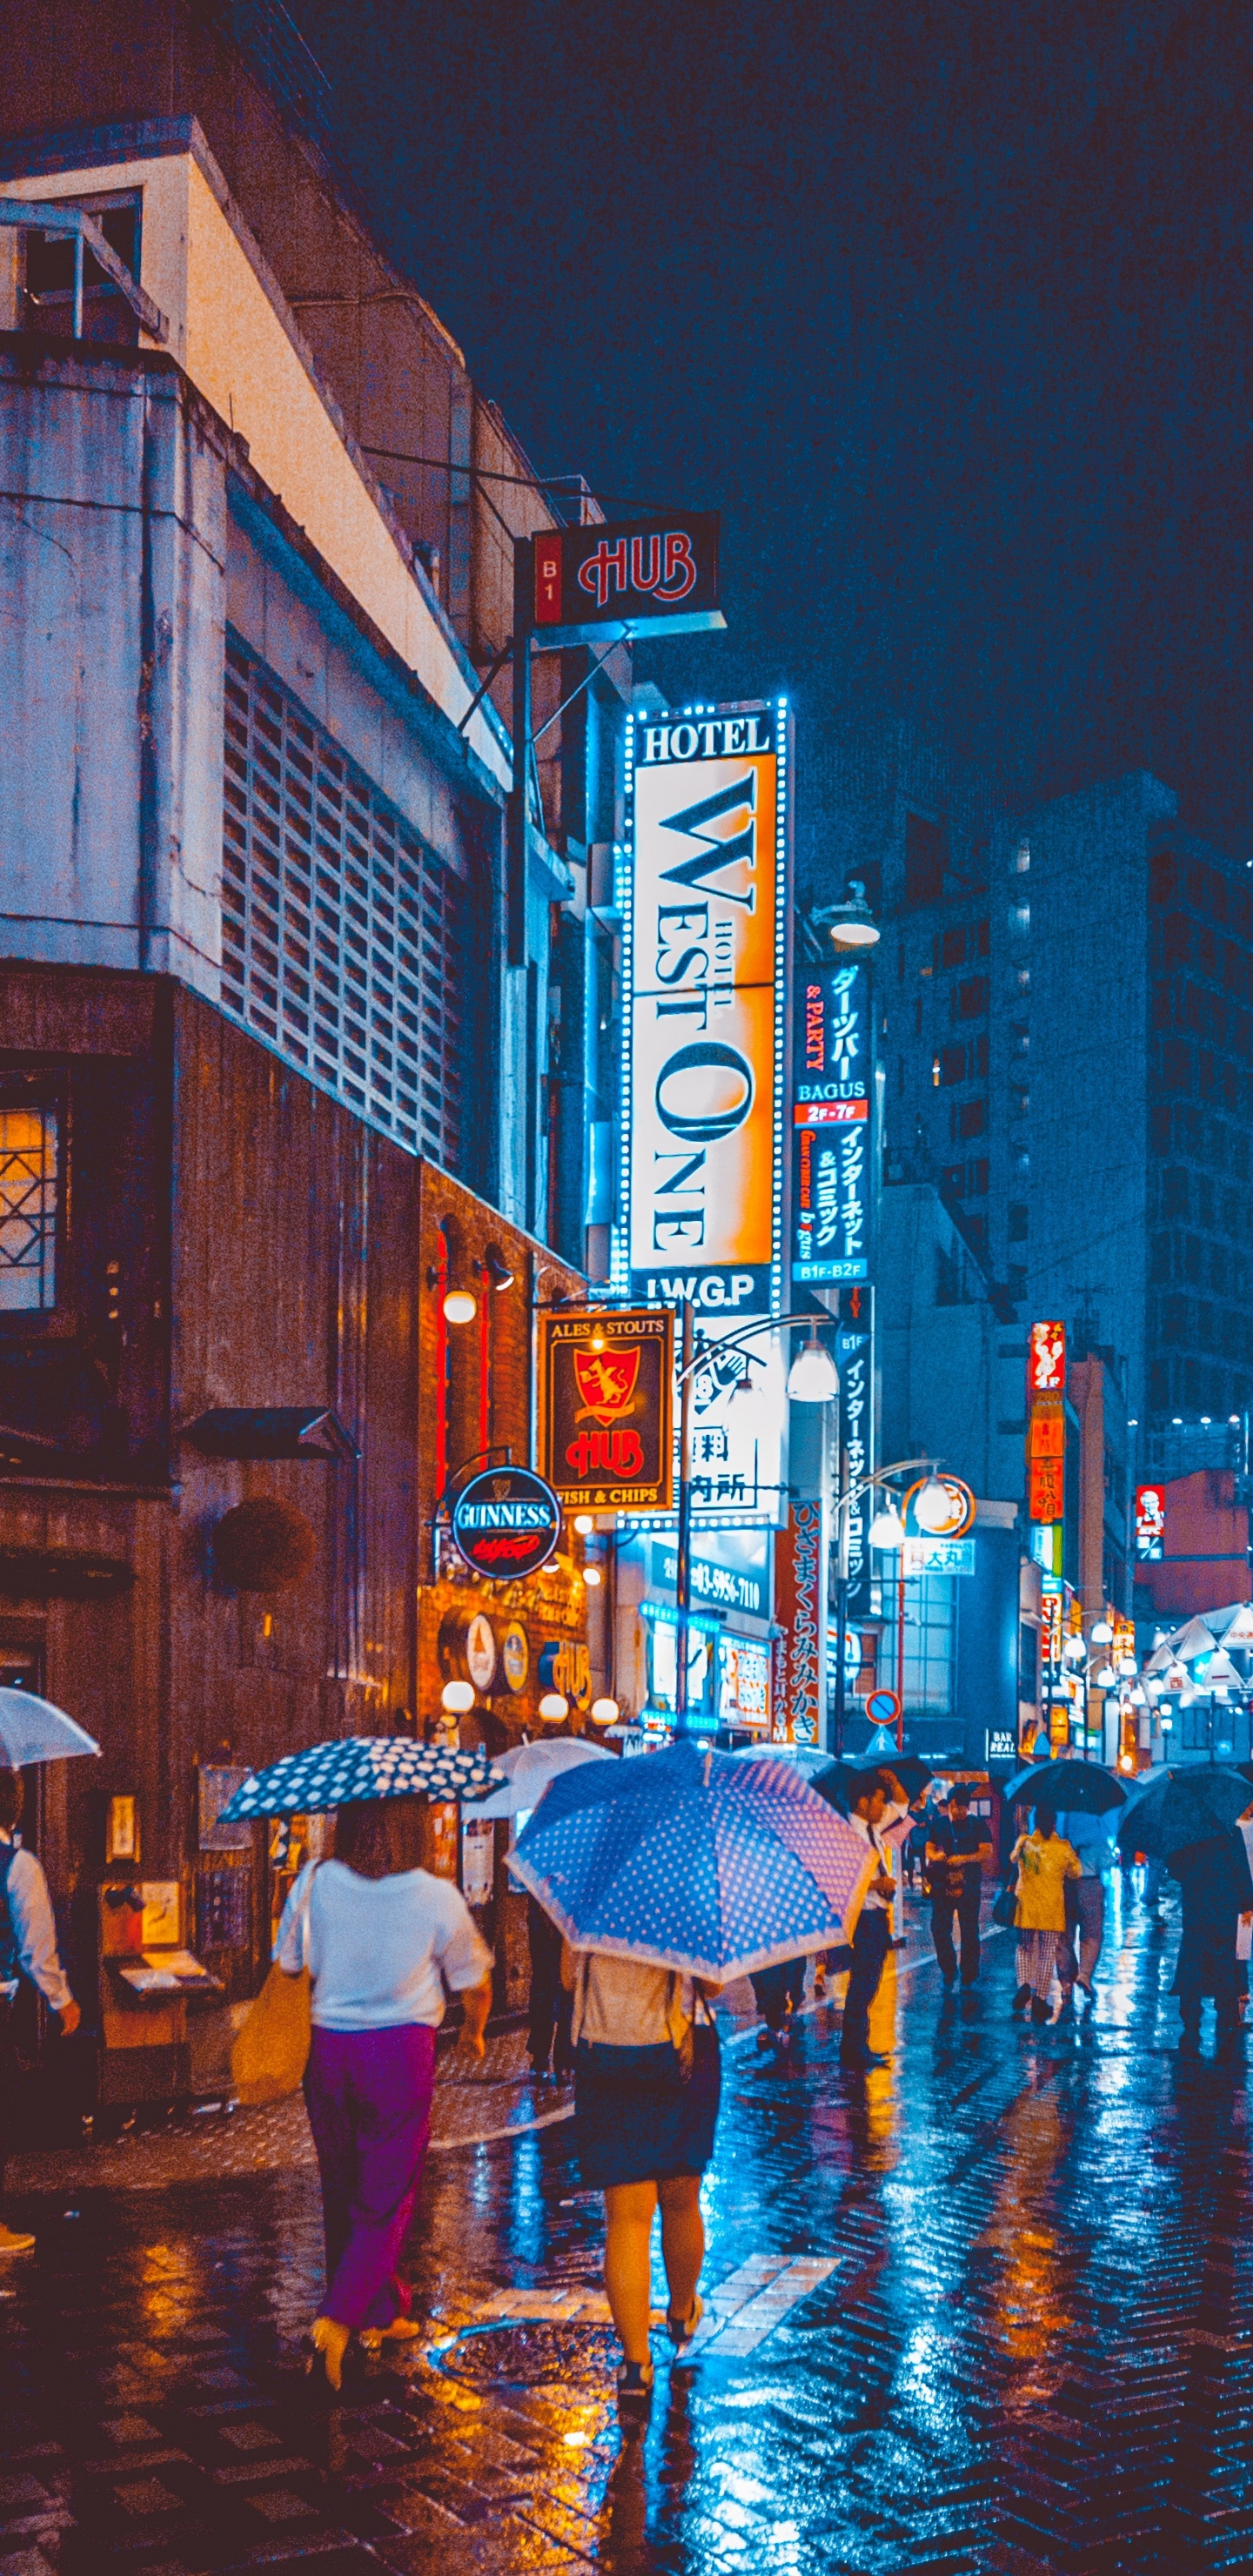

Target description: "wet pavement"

left=4, top=1875, right=1253, bottom=2576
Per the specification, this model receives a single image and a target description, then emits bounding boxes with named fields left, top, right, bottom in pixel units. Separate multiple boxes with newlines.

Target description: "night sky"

left=294, top=0, right=1252, bottom=856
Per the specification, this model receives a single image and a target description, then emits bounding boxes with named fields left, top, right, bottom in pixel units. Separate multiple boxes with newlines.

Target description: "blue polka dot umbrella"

left=510, top=1737, right=878, bottom=1980
left=218, top=1736, right=506, bottom=1819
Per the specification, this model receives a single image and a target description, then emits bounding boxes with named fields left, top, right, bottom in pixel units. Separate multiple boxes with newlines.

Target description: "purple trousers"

left=304, top=2022, right=437, bottom=2330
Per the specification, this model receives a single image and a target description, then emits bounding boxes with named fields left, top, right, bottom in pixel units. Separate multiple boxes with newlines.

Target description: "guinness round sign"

left=451, top=1467, right=561, bottom=1581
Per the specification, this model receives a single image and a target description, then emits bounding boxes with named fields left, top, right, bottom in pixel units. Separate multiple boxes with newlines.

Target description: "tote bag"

left=231, top=1866, right=316, bottom=2107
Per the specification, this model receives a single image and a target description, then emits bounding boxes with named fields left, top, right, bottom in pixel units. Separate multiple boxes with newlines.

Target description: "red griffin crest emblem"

left=566, top=1343, right=645, bottom=1481
left=572, top=1345, right=641, bottom=1426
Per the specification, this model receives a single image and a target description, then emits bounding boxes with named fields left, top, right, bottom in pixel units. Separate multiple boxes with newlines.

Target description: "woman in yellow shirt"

left=1010, top=1805, right=1082, bottom=2025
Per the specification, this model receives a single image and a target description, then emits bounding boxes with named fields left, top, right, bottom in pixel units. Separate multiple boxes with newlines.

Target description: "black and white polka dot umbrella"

left=218, top=1736, right=505, bottom=1820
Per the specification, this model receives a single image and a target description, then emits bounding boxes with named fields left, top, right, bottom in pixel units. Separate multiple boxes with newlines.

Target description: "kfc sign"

left=1135, top=1485, right=1165, bottom=1562
left=532, top=513, right=724, bottom=644
left=1028, top=1320, right=1066, bottom=1393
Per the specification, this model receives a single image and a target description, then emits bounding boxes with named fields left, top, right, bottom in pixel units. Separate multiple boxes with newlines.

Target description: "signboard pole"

left=675, top=1298, right=694, bottom=1734
left=509, top=540, right=533, bottom=970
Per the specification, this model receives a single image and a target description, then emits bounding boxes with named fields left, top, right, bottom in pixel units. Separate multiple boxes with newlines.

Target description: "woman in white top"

left=276, top=1794, right=492, bottom=2387
left=561, top=1941, right=722, bottom=2427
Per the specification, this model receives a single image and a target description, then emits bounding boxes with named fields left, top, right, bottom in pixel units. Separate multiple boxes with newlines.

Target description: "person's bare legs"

left=658, top=2174, right=704, bottom=2327
left=603, top=2182, right=658, bottom=2364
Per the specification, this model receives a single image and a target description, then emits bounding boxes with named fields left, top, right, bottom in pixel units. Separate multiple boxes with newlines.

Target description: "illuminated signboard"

left=1027, top=1320, right=1066, bottom=1529
left=1027, top=1320, right=1066, bottom=1394
left=533, top=513, right=724, bottom=646
left=450, top=1468, right=560, bottom=1580
left=790, top=962, right=870, bottom=1283
left=775, top=1499, right=826, bottom=1743
left=1135, top=1485, right=1165, bottom=1561
left=618, top=700, right=789, bottom=1319
left=840, top=1293, right=874, bottom=1617
left=901, top=1474, right=975, bottom=1540
left=537, top=1307, right=673, bottom=1512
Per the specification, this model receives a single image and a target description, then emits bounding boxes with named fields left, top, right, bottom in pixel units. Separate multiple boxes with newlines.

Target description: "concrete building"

left=0, top=0, right=628, bottom=1261
left=0, top=7, right=628, bottom=2113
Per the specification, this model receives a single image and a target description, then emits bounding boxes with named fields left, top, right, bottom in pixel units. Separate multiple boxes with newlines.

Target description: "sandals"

left=616, top=2358, right=654, bottom=2428
left=359, top=2316, right=424, bottom=2355
left=666, top=2294, right=703, bottom=2351
left=305, top=2316, right=351, bottom=2391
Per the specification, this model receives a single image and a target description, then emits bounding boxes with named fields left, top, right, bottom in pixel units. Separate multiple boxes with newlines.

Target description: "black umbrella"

left=1002, top=1761, right=1126, bottom=1815
left=1115, top=1765, right=1252, bottom=1861
left=813, top=1754, right=933, bottom=1812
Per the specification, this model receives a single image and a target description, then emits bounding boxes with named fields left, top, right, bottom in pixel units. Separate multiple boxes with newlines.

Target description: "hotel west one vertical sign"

left=619, top=701, right=789, bottom=1320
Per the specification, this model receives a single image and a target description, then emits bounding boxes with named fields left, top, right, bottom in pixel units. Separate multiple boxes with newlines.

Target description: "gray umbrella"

left=1116, top=1765, right=1251, bottom=1859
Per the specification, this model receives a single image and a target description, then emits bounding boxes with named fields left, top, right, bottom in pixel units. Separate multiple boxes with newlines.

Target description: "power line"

left=359, top=443, right=681, bottom=514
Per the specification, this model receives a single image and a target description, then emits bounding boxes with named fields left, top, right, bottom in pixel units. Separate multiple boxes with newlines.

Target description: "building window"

left=222, top=639, right=472, bottom=1169
left=0, top=1105, right=57, bottom=1311
left=22, top=195, right=142, bottom=345
left=1008, top=1203, right=1029, bottom=1242
left=954, top=1097, right=987, bottom=1141
left=904, top=813, right=947, bottom=909
left=954, top=976, right=989, bottom=1021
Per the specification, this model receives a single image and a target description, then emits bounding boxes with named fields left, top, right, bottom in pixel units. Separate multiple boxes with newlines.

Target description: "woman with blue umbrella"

left=222, top=1735, right=502, bottom=2388
left=513, top=1738, right=874, bottom=2426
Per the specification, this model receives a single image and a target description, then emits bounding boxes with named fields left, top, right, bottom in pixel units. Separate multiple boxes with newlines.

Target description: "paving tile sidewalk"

left=8, top=1886, right=1243, bottom=2573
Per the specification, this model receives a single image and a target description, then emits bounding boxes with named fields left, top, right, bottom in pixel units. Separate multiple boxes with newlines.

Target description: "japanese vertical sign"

left=790, top=963, right=870, bottom=1282
left=622, top=701, right=789, bottom=1319
left=774, top=1499, right=826, bottom=1744
left=1027, top=1320, right=1066, bottom=1530
left=838, top=1288, right=874, bottom=1618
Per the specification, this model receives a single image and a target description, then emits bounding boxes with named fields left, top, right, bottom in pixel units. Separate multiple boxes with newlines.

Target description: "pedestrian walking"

left=901, top=1802, right=930, bottom=1892
left=1167, top=1811, right=1253, bottom=2057
left=1009, top=1806, right=1082, bottom=2024
left=840, top=1770, right=900, bottom=2070
left=276, top=1793, right=492, bottom=2389
left=562, top=1944, right=722, bottom=2427
left=0, top=1768, right=80, bottom=2257
left=526, top=1893, right=573, bottom=2079
left=1055, top=1807, right=1115, bottom=2002
left=926, top=1783, right=992, bottom=1988
left=751, top=1954, right=807, bottom=2051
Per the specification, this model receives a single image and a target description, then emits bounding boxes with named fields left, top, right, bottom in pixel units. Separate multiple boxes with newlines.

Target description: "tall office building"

left=877, top=767, right=1253, bottom=1496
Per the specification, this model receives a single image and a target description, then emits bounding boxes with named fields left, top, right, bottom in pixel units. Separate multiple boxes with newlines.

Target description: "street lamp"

left=816, top=881, right=881, bottom=952
left=786, top=1328, right=839, bottom=1404
left=868, top=1500, right=906, bottom=1551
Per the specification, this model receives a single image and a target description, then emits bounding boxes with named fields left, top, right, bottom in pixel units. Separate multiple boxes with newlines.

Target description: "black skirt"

left=574, top=2024, right=721, bottom=2190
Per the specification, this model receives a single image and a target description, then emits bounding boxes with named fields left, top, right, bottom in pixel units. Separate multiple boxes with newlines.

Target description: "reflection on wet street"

left=5, top=1875, right=1253, bottom=2574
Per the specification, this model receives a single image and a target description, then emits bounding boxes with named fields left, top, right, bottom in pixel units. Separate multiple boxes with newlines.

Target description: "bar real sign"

left=533, top=513, right=724, bottom=646
left=537, top=1307, right=673, bottom=1512
left=791, top=962, right=870, bottom=1283
left=622, top=700, right=789, bottom=1319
